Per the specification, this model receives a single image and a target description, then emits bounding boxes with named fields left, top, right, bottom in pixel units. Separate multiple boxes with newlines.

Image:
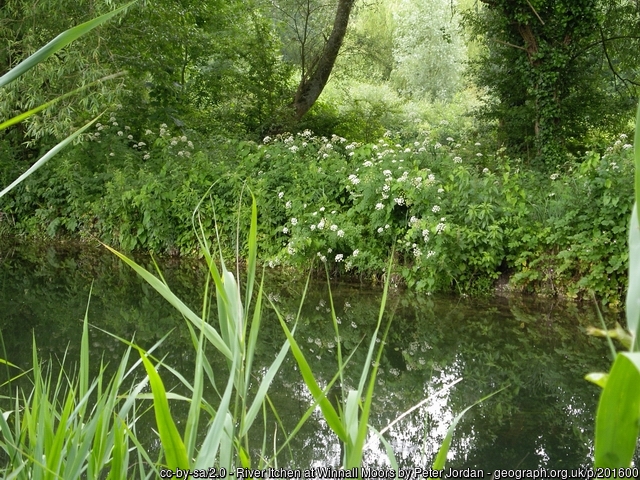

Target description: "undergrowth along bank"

left=0, top=118, right=634, bottom=304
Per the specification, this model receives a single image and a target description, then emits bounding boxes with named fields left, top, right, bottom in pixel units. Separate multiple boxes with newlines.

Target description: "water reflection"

left=0, top=242, right=623, bottom=468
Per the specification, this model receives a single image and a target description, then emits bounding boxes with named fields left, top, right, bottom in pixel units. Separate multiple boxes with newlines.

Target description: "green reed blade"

left=0, top=2, right=136, bottom=88
left=430, top=387, right=505, bottom=474
left=594, top=352, right=640, bottom=468
left=0, top=72, right=126, bottom=132
left=103, top=244, right=233, bottom=360
left=275, top=303, right=348, bottom=442
left=241, top=301, right=291, bottom=437
left=0, top=113, right=102, bottom=200
left=136, top=348, right=189, bottom=470
left=245, top=193, right=258, bottom=316
left=626, top=203, right=640, bottom=350
left=370, top=426, right=399, bottom=472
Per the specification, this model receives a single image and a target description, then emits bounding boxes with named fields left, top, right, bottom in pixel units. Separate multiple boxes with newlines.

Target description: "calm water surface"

left=0, top=242, right=624, bottom=469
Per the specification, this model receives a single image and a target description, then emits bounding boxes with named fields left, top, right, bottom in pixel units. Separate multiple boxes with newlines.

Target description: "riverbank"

left=0, top=127, right=634, bottom=305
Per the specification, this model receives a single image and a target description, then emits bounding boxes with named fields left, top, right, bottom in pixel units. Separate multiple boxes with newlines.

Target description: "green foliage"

left=1, top=118, right=635, bottom=301
left=463, top=0, right=640, bottom=165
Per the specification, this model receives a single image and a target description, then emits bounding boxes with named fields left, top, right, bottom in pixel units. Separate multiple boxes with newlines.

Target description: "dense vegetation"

left=2, top=0, right=640, bottom=303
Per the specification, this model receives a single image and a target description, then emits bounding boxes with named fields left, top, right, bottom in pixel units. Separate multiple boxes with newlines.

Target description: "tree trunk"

left=292, top=0, right=355, bottom=120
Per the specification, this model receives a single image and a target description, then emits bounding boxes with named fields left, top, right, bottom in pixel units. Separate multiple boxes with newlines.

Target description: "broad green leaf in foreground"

left=594, top=352, right=640, bottom=469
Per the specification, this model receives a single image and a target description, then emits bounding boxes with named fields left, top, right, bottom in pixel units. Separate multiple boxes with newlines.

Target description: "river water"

left=0, top=242, right=626, bottom=470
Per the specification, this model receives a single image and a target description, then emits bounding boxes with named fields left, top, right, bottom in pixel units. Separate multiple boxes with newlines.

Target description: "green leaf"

left=0, top=114, right=101, bottom=200
left=431, top=387, right=505, bottom=474
left=625, top=203, right=640, bottom=348
left=594, top=352, right=640, bottom=468
left=137, top=348, right=189, bottom=470
left=0, top=2, right=136, bottom=88
left=276, top=306, right=348, bottom=442
left=0, top=72, right=126, bottom=132
left=585, top=372, right=608, bottom=388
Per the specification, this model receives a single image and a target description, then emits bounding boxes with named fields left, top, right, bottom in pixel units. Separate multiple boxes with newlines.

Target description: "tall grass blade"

left=275, top=303, right=348, bottom=442
left=626, top=203, right=640, bottom=349
left=0, top=2, right=136, bottom=88
left=430, top=387, right=505, bottom=474
left=136, top=347, right=189, bottom=470
left=103, top=244, right=233, bottom=360
left=0, top=114, right=102, bottom=200
left=0, top=72, right=126, bottom=132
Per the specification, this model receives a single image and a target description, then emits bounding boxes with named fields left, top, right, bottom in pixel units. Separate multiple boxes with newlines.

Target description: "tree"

left=272, top=0, right=357, bottom=120
left=464, top=0, right=640, bottom=165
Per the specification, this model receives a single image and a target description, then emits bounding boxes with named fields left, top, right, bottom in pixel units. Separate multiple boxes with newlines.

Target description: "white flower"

left=409, top=216, right=419, bottom=225
left=138, top=142, right=146, bottom=147
left=383, top=170, right=392, bottom=176
left=145, top=129, right=153, bottom=135
left=143, top=154, right=150, bottom=160
left=363, top=161, right=373, bottom=167
left=394, top=197, right=405, bottom=206
left=385, top=224, right=390, bottom=229
left=180, top=136, right=187, bottom=142
left=335, top=254, right=344, bottom=262
left=422, top=229, right=429, bottom=241
left=352, top=249, right=359, bottom=257
left=476, top=152, right=483, bottom=157
left=475, top=142, right=481, bottom=146
left=127, top=135, right=133, bottom=140
left=337, top=230, right=345, bottom=237
left=620, top=133, right=628, bottom=139
left=278, top=191, right=284, bottom=199
left=413, top=246, right=422, bottom=257
left=375, top=203, right=384, bottom=210
left=285, top=200, right=292, bottom=209
left=310, top=225, right=316, bottom=231
left=109, top=152, right=115, bottom=157
left=282, top=227, right=289, bottom=234
left=320, top=207, right=325, bottom=212
left=291, top=218, right=298, bottom=225
left=436, top=223, right=445, bottom=234
left=432, top=205, right=441, bottom=213
left=418, top=147, right=426, bottom=152
left=623, top=144, right=633, bottom=149
left=178, top=151, right=184, bottom=156
left=382, top=184, right=390, bottom=192
left=427, top=250, right=436, bottom=258
left=404, top=148, right=411, bottom=153
left=434, top=143, right=442, bottom=149
left=263, top=136, right=272, bottom=143
left=289, top=145, right=299, bottom=153
left=483, top=168, right=490, bottom=174
left=160, top=123, right=168, bottom=129
left=550, top=173, right=560, bottom=180
left=330, top=224, right=338, bottom=231
left=117, top=131, right=123, bottom=136
left=446, top=137, right=454, bottom=142
left=171, top=140, right=177, bottom=146
left=351, top=321, right=357, bottom=328
left=317, top=220, right=325, bottom=230
left=437, top=188, right=445, bottom=193
left=377, top=227, right=384, bottom=233
left=453, top=157, right=462, bottom=163
left=348, top=174, right=360, bottom=185
left=323, top=153, right=329, bottom=159
left=112, top=122, right=118, bottom=126
left=428, top=174, right=435, bottom=181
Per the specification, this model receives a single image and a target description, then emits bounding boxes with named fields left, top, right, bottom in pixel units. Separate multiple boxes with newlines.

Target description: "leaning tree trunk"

left=292, top=0, right=355, bottom=120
